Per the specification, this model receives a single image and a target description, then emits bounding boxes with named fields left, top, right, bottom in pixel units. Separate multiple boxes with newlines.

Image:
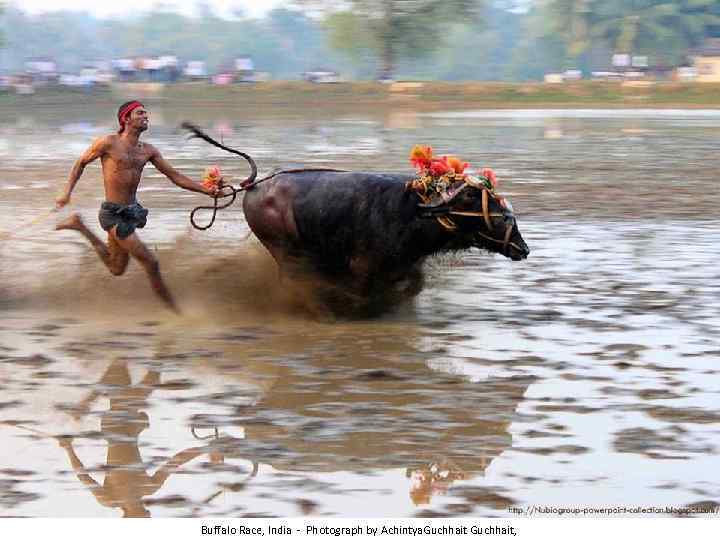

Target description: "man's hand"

left=204, top=176, right=226, bottom=197
left=55, top=193, right=71, bottom=209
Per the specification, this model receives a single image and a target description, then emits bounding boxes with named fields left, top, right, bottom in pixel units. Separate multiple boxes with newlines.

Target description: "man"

left=55, top=100, right=221, bottom=313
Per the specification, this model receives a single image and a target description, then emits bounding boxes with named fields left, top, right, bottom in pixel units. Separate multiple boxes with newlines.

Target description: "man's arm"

left=57, top=437, right=101, bottom=489
left=147, top=446, right=206, bottom=494
left=56, top=136, right=110, bottom=208
left=56, top=437, right=115, bottom=508
left=149, top=146, right=219, bottom=196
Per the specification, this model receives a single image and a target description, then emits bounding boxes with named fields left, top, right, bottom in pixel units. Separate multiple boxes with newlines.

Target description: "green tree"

left=592, top=1, right=682, bottom=56
left=538, top=0, right=593, bottom=58
left=507, top=2, right=564, bottom=79
left=0, top=5, right=342, bottom=78
left=296, top=0, right=483, bottom=79
left=541, top=0, right=720, bottom=66
left=1, top=3, right=5, bottom=49
left=423, top=4, right=524, bottom=80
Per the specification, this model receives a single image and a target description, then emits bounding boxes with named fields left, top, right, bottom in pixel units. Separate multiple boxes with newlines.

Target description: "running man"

left=55, top=100, right=222, bottom=313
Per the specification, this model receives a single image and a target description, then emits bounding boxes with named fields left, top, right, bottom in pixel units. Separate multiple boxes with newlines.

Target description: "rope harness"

left=182, top=122, right=345, bottom=230
left=182, top=122, right=256, bottom=230
left=415, top=178, right=521, bottom=257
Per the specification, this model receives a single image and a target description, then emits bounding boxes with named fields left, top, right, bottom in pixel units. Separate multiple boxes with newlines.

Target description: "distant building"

left=184, top=61, right=207, bottom=80
left=544, top=73, right=564, bottom=84
left=24, top=58, right=58, bottom=84
left=563, top=69, right=582, bottom=81
left=691, top=39, right=720, bottom=82
left=302, top=68, right=341, bottom=84
left=612, top=53, right=631, bottom=69
left=675, top=66, right=697, bottom=82
left=234, top=56, right=255, bottom=82
left=158, top=56, right=180, bottom=82
left=113, top=58, right=136, bottom=81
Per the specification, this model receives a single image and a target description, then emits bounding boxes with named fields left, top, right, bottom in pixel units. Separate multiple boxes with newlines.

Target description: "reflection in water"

left=408, top=460, right=470, bottom=506
left=57, top=359, right=207, bottom=517
left=42, top=320, right=531, bottom=515
left=163, top=323, right=531, bottom=510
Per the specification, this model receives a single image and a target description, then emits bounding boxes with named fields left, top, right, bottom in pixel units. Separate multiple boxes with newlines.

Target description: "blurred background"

left=2, top=0, right=720, bottom=87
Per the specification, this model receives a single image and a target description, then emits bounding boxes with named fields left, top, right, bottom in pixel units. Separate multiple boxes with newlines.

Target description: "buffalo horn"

left=417, top=182, right=468, bottom=212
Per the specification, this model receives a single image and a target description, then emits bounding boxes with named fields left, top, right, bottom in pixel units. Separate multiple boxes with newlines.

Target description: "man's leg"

left=112, top=230, right=180, bottom=314
left=56, top=214, right=129, bottom=276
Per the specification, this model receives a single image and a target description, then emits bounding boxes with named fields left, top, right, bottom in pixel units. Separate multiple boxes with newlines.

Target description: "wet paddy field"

left=0, top=106, right=718, bottom=517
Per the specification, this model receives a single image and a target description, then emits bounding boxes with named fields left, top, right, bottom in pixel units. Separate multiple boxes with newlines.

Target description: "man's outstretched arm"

left=56, top=437, right=115, bottom=508
left=56, top=136, right=110, bottom=208
left=149, top=146, right=220, bottom=196
left=57, top=437, right=101, bottom=489
left=147, top=446, right=206, bottom=494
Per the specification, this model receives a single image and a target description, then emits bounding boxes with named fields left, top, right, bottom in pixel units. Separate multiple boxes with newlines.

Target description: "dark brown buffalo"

left=242, top=170, right=529, bottom=312
left=180, top=123, right=529, bottom=314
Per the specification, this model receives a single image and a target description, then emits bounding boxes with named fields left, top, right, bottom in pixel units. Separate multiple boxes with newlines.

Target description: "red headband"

left=118, top=101, right=144, bottom=132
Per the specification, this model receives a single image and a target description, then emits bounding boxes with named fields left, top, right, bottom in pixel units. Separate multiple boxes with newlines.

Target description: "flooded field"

left=0, top=105, right=718, bottom=517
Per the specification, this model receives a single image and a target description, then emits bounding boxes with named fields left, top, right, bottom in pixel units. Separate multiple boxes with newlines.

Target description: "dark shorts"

left=98, top=202, right=148, bottom=239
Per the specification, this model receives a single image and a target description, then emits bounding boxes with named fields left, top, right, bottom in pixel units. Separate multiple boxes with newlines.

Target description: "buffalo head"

left=417, top=179, right=530, bottom=261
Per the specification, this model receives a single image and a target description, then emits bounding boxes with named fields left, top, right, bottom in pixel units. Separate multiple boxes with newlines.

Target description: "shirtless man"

left=55, top=100, right=221, bottom=313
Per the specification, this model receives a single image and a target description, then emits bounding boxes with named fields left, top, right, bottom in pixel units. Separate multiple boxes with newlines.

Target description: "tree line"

left=1, top=1, right=719, bottom=81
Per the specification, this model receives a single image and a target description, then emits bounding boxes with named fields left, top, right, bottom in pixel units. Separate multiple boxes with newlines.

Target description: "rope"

left=181, top=121, right=347, bottom=230
left=181, top=122, right=258, bottom=187
left=188, top=168, right=349, bottom=230
left=1, top=208, right=58, bottom=240
left=189, top=184, right=239, bottom=231
left=421, top=181, right=516, bottom=255
left=181, top=122, right=256, bottom=230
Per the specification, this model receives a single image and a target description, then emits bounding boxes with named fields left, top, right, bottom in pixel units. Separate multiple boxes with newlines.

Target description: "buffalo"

left=243, top=170, right=529, bottom=312
left=182, top=124, right=529, bottom=314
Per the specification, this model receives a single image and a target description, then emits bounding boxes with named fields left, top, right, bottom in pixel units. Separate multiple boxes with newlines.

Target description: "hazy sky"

left=10, top=0, right=288, bottom=19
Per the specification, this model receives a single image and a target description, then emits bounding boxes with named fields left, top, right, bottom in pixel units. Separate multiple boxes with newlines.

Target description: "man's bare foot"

left=55, top=213, right=84, bottom=231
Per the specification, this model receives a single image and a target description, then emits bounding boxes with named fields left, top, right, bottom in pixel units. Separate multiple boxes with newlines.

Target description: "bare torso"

left=100, top=135, right=156, bottom=205
left=55, top=106, right=216, bottom=314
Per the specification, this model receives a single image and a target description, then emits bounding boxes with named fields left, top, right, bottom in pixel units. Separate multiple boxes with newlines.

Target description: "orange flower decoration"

left=408, top=144, right=476, bottom=181
left=201, top=165, right=222, bottom=190
left=410, top=145, right=433, bottom=170
left=445, top=156, right=469, bottom=175
left=482, top=168, right=497, bottom=188
left=429, top=158, right=451, bottom=177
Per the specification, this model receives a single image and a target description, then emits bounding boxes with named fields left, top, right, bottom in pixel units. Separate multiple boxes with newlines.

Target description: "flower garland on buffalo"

left=405, top=144, right=511, bottom=231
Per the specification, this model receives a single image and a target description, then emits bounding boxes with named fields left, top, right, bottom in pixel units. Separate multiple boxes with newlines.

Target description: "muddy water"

left=0, top=106, right=718, bottom=517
